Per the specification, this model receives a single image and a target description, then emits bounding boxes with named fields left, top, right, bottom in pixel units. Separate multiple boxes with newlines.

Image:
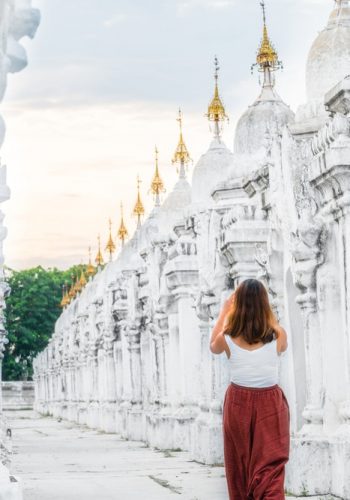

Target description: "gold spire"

left=172, top=109, right=192, bottom=179
left=60, top=284, right=70, bottom=308
left=79, top=269, right=87, bottom=288
left=105, top=218, right=116, bottom=261
left=133, top=176, right=145, bottom=228
left=206, top=57, right=228, bottom=124
left=86, top=246, right=96, bottom=277
left=150, top=146, right=166, bottom=206
left=252, top=1, right=282, bottom=75
left=73, top=274, right=82, bottom=294
left=68, top=275, right=76, bottom=301
left=118, top=202, right=128, bottom=245
left=95, top=235, right=104, bottom=267
left=172, top=109, right=191, bottom=167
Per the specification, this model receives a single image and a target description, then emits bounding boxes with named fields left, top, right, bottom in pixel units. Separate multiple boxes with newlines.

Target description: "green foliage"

left=2, top=265, right=85, bottom=381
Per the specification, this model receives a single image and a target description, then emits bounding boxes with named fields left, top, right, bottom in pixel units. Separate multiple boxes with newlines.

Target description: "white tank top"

left=225, top=335, right=280, bottom=388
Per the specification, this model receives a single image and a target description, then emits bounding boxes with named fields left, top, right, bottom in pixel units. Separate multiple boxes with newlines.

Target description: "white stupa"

left=306, top=0, right=350, bottom=102
left=191, top=58, right=234, bottom=209
left=234, top=6, right=294, bottom=161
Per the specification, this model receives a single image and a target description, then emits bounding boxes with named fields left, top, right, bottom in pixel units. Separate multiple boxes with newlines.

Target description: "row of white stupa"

left=36, top=1, right=350, bottom=498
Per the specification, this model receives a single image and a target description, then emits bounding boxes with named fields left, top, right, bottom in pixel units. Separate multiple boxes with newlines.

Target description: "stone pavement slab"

left=5, top=410, right=228, bottom=500
left=5, top=410, right=330, bottom=500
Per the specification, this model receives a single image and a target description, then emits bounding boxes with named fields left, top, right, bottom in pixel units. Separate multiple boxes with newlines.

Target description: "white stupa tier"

left=234, top=84, right=294, bottom=158
left=306, top=0, right=350, bottom=102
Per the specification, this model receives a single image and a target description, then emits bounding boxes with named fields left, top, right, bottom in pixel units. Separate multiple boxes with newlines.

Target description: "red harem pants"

left=222, top=382, right=290, bottom=500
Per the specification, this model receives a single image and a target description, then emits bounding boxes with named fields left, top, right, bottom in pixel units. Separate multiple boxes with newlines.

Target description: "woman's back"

left=210, top=279, right=289, bottom=499
left=225, top=335, right=280, bottom=388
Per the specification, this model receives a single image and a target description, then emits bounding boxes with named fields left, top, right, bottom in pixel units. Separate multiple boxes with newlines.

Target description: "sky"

left=2, top=0, right=331, bottom=270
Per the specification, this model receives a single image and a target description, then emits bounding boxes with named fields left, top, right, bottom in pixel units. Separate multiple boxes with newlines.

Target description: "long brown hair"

left=223, top=279, right=277, bottom=345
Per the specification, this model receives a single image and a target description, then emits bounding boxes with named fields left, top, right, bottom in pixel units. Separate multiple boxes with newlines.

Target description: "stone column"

left=290, top=206, right=327, bottom=435
left=119, top=324, right=133, bottom=438
left=101, top=338, right=116, bottom=432
left=164, top=223, right=200, bottom=451
left=125, top=323, right=143, bottom=440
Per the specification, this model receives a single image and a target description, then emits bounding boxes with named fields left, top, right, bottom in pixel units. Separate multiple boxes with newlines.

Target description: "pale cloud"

left=103, top=13, right=126, bottom=28
left=1, top=0, right=334, bottom=270
left=2, top=100, right=231, bottom=270
left=177, top=0, right=235, bottom=15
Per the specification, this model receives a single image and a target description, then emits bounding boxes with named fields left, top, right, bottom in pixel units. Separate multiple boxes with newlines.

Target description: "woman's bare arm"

left=210, top=293, right=234, bottom=355
left=273, top=323, right=288, bottom=353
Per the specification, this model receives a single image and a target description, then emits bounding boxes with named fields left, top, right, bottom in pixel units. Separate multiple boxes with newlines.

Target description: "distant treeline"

left=2, top=265, right=85, bottom=381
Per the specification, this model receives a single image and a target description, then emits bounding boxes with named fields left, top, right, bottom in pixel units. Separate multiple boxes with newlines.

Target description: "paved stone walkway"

left=4, top=410, right=332, bottom=500
left=5, top=410, right=228, bottom=500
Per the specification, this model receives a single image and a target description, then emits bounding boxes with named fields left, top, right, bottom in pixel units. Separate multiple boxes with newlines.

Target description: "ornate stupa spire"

left=86, top=246, right=96, bottom=278
left=60, top=284, right=69, bottom=308
left=74, top=273, right=82, bottom=295
left=206, top=57, right=229, bottom=139
left=105, top=218, right=116, bottom=262
left=68, top=274, right=77, bottom=301
left=117, top=202, right=128, bottom=246
left=150, top=146, right=166, bottom=207
left=172, top=109, right=192, bottom=179
left=78, top=268, right=87, bottom=289
left=251, top=1, right=283, bottom=90
left=132, top=176, right=145, bottom=228
left=95, top=234, right=104, bottom=268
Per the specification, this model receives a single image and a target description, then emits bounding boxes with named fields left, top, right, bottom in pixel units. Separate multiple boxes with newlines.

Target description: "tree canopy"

left=2, top=265, right=85, bottom=381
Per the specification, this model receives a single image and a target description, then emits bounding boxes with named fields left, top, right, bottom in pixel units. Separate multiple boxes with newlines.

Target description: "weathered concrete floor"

left=5, top=411, right=332, bottom=500
left=5, top=410, right=228, bottom=500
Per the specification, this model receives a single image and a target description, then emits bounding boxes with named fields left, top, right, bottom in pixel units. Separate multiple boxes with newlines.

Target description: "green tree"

left=2, top=264, right=85, bottom=381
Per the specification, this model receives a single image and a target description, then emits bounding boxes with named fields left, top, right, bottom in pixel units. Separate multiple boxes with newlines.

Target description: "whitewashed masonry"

left=34, top=2, right=350, bottom=497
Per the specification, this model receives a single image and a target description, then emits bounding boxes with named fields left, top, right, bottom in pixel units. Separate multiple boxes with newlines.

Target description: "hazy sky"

left=2, top=0, right=331, bottom=270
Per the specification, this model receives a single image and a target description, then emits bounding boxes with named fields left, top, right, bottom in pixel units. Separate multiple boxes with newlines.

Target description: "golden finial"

left=95, top=235, right=104, bottom=267
left=206, top=57, right=229, bottom=125
left=68, top=275, right=76, bottom=300
left=86, top=246, right=96, bottom=277
left=252, top=1, right=282, bottom=75
left=60, top=284, right=70, bottom=308
left=132, top=176, right=145, bottom=228
left=105, top=218, right=116, bottom=261
left=172, top=109, right=192, bottom=177
left=74, top=274, right=82, bottom=294
left=150, top=146, right=166, bottom=206
left=79, top=268, right=87, bottom=288
left=118, top=202, right=128, bottom=245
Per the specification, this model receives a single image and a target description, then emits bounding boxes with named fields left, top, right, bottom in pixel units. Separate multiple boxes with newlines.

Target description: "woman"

left=210, top=278, right=290, bottom=500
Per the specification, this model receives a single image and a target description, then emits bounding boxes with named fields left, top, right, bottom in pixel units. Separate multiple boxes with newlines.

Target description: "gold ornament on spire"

left=105, top=218, right=116, bottom=261
left=150, top=146, right=166, bottom=206
left=74, top=274, right=82, bottom=294
left=86, top=246, right=96, bottom=277
left=79, top=268, right=87, bottom=288
left=60, top=284, right=70, bottom=308
left=206, top=57, right=229, bottom=124
left=172, top=109, right=192, bottom=167
left=252, top=1, right=282, bottom=74
left=133, top=176, right=145, bottom=227
left=95, top=235, right=104, bottom=267
left=68, top=284, right=75, bottom=301
left=118, top=202, right=128, bottom=245
left=68, top=274, right=77, bottom=301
